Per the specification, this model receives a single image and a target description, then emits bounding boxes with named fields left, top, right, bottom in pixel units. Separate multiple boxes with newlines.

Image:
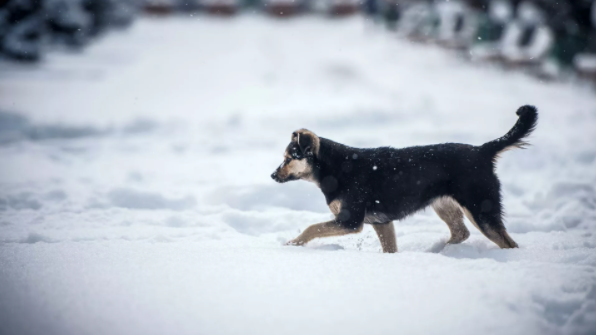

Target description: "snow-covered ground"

left=1, top=14, right=596, bottom=335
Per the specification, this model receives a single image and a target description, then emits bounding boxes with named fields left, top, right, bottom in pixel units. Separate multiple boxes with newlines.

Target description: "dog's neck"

left=317, top=137, right=354, bottom=166
left=304, top=137, right=353, bottom=189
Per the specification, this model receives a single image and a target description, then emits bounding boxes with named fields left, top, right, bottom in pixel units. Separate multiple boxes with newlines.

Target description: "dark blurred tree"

left=47, top=0, right=90, bottom=47
left=382, top=0, right=401, bottom=30
left=364, top=0, right=379, bottom=18
left=82, top=0, right=111, bottom=36
left=0, top=0, right=138, bottom=62
left=0, top=0, right=46, bottom=61
left=535, top=0, right=594, bottom=65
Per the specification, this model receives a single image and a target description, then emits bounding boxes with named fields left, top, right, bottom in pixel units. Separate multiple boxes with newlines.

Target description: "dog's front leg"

left=286, top=201, right=365, bottom=246
left=286, top=220, right=363, bottom=246
left=372, top=222, right=397, bottom=253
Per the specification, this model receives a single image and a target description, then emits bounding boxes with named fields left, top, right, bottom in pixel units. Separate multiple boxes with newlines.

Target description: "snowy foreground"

left=1, top=15, right=596, bottom=335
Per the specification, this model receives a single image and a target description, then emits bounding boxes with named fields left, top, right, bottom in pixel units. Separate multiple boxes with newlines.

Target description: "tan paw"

left=285, top=239, right=306, bottom=246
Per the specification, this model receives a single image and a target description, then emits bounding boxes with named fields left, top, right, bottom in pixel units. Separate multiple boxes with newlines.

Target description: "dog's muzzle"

left=271, top=171, right=281, bottom=182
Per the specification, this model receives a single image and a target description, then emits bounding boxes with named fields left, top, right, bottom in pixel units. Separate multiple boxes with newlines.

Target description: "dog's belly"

left=363, top=211, right=395, bottom=224
left=364, top=195, right=429, bottom=224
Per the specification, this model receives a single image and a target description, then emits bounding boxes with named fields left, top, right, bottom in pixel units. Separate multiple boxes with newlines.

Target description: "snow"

left=1, top=14, right=596, bottom=335
left=575, top=54, right=596, bottom=72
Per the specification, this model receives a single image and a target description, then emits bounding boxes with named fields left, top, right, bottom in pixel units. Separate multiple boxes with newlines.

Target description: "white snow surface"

left=1, top=15, right=596, bottom=335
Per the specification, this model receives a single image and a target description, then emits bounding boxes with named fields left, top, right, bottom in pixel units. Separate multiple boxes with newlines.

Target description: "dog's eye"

left=285, top=158, right=291, bottom=164
left=291, top=152, right=300, bottom=159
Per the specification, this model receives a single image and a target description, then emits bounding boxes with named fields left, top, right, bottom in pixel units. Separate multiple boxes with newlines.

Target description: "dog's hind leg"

left=457, top=179, right=518, bottom=249
left=461, top=206, right=518, bottom=249
left=432, top=197, right=470, bottom=244
left=286, top=220, right=363, bottom=246
left=372, top=222, right=397, bottom=253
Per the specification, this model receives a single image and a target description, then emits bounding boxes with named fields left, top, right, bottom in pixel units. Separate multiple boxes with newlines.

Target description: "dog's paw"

left=285, top=239, right=305, bottom=246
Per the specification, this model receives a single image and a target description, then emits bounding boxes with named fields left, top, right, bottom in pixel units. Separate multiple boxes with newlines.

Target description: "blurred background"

left=1, top=0, right=596, bottom=80
left=1, top=2, right=596, bottom=335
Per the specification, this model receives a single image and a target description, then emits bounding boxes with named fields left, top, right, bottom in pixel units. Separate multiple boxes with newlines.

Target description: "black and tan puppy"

left=271, top=106, right=538, bottom=253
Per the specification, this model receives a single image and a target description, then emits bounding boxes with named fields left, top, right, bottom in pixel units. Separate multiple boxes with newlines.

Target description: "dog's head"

left=271, top=129, right=320, bottom=183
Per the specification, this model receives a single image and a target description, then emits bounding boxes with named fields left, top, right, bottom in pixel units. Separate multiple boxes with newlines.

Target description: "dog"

left=271, top=105, right=538, bottom=253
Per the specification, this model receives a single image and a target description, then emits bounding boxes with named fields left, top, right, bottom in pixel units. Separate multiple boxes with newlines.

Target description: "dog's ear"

left=292, top=129, right=320, bottom=157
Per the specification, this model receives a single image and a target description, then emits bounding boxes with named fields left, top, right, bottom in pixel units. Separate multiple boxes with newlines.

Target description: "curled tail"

left=480, top=105, right=538, bottom=159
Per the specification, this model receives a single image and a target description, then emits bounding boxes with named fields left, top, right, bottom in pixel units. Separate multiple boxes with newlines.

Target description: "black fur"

left=480, top=105, right=538, bottom=161
left=272, top=106, right=538, bottom=247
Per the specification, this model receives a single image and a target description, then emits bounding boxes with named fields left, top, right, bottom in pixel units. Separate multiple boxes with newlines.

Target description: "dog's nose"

left=271, top=172, right=277, bottom=180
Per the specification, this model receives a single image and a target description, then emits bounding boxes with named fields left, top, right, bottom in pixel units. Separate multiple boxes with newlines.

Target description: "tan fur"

left=461, top=206, right=518, bottom=249
left=276, top=156, right=314, bottom=181
left=497, top=230, right=518, bottom=249
left=372, top=222, right=397, bottom=253
left=460, top=207, right=481, bottom=231
left=292, top=129, right=320, bottom=156
left=432, top=197, right=470, bottom=244
left=286, top=220, right=363, bottom=246
left=493, top=142, right=528, bottom=164
left=289, top=200, right=398, bottom=253
left=328, top=200, right=341, bottom=215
